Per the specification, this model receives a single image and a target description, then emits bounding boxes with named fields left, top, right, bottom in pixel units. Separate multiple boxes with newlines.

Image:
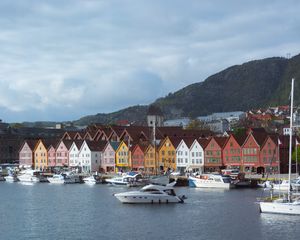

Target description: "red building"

left=204, top=137, right=227, bottom=172
left=242, top=132, right=267, bottom=173
left=222, top=134, right=247, bottom=171
left=131, top=144, right=146, bottom=171
left=259, top=135, right=279, bottom=173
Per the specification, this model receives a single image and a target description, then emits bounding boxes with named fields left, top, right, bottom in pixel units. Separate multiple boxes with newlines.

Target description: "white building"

left=68, top=140, right=83, bottom=169
left=189, top=139, right=205, bottom=174
left=176, top=138, right=205, bottom=174
left=78, top=141, right=106, bottom=173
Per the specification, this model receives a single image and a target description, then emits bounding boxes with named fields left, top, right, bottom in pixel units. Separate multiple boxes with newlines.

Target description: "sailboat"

left=259, top=78, right=300, bottom=215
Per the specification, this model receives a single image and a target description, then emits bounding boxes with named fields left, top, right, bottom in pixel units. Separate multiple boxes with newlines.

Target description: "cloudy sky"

left=1, top=0, right=300, bottom=122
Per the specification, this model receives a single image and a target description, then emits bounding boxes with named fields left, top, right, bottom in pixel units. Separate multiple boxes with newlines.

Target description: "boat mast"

left=288, top=78, right=294, bottom=202
left=153, top=120, right=157, bottom=175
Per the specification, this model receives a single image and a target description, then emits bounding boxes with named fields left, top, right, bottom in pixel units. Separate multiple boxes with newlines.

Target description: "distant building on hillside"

left=164, top=118, right=190, bottom=127
left=147, top=105, right=164, bottom=127
left=197, top=111, right=245, bottom=123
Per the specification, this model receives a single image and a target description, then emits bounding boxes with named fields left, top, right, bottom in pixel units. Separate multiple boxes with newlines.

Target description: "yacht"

left=17, top=169, right=40, bottom=183
left=47, top=174, right=65, bottom=184
left=114, top=182, right=185, bottom=204
left=48, top=172, right=81, bottom=184
left=188, top=174, right=234, bottom=189
left=83, top=175, right=101, bottom=185
left=106, top=172, right=144, bottom=186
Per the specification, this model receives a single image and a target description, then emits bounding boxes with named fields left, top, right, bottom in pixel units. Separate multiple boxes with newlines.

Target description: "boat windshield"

left=141, top=188, right=162, bottom=194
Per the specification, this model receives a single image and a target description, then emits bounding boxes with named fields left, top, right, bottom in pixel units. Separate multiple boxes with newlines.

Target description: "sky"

left=1, top=0, right=300, bottom=123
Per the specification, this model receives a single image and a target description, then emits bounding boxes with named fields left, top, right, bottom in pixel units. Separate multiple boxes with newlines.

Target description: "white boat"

left=83, top=175, right=101, bottom=185
left=114, top=182, right=185, bottom=204
left=47, top=174, right=65, bottom=184
left=4, top=169, right=18, bottom=182
left=4, top=175, right=18, bottom=182
left=48, top=172, right=81, bottom=184
left=17, top=169, right=40, bottom=183
left=189, top=174, right=234, bottom=189
left=106, top=172, right=144, bottom=186
left=259, top=79, right=300, bottom=215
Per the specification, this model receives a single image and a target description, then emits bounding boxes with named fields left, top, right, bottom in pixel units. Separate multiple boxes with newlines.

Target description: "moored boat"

left=114, top=181, right=185, bottom=204
left=259, top=79, right=300, bottom=215
left=83, top=175, right=101, bottom=185
left=106, top=172, right=145, bottom=186
left=17, top=169, right=40, bottom=183
left=188, top=174, right=234, bottom=189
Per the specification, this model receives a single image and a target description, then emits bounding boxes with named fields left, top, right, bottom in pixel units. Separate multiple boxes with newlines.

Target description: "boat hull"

left=114, top=192, right=183, bottom=204
left=18, top=175, right=39, bottom=183
left=259, top=201, right=300, bottom=215
left=48, top=178, right=65, bottom=184
left=4, top=176, right=18, bottom=182
left=189, top=177, right=234, bottom=189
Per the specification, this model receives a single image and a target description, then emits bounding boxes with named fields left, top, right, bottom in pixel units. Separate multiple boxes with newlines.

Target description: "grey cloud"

left=0, top=0, right=300, bottom=122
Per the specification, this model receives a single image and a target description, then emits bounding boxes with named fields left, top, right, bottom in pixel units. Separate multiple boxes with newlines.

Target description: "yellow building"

left=33, top=139, right=48, bottom=170
left=115, top=141, right=131, bottom=172
left=144, top=144, right=156, bottom=175
left=158, top=137, right=177, bottom=172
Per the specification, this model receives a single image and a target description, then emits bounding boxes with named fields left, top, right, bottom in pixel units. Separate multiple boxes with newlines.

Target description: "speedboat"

left=83, top=175, right=101, bottom=185
left=114, top=182, right=185, bottom=204
left=17, top=169, right=40, bottom=183
left=188, top=174, right=234, bottom=189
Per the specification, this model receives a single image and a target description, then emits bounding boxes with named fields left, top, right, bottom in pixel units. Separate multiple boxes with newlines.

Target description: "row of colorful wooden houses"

left=18, top=125, right=292, bottom=174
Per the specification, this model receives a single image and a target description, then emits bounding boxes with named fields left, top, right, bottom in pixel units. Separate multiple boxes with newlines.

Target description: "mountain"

left=75, top=54, right=300, bottom=126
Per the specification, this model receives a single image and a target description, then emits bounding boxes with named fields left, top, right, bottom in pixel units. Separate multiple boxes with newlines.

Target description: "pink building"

left=19, top=139, right=38, bottom=168
left=56, top=140, right=73, bottom=167
left=101, top=142, right=119, bottom=173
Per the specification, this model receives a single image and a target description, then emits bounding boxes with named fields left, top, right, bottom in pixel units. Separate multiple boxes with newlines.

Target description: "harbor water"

left=0, top=183, right=299, bottom=240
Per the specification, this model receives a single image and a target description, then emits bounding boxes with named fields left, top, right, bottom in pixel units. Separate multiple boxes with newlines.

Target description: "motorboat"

left=106, top=172, right=145, bottom=186
left=4, top=174, right=18, bottom=182
left=114, top=181, right=185, bottom=204
left=4, top=169, right=18, bottom=182
left=17, top=169, right=40, bottom=183
left=47, top=174, right=65, bottom=184
left=48, top=172, right=81, bottom=184
left=188, top=174, right=234, bottom=189
left=83, top=175, right=101, bottom=185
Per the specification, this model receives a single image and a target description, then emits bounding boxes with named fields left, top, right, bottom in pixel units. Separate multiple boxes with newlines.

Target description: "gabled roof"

left=19, top=139, right=39, bottom=152
left=85, top=140, right=107, bottom=152
left=198, top=138, right=209, bottom=149
left=58, top=139, right=74, bottom=150
left=168, top=136, right=183, bottom=149
left=43, top=139, right=61, bottom=150
left=120, top=127, right=149, bottom=142
left=232, top=133, right=248, bottom=146
left=62, top=131, right=78, bottom=140
left=72, top=139, right=84, bottom=150
left=252, top=132, right=268, bottom=147
left=109, top=141, right=120, bottom=151
left=180, top=137, right=197, bottom=149
left=214, top=136, right=228, bottom=148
